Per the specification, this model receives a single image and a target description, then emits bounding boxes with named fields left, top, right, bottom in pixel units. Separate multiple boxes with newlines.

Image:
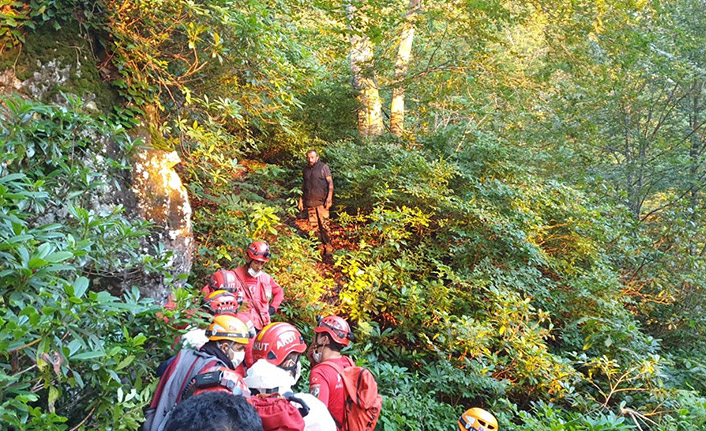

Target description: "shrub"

left=0, top=95, right=177, bottom=429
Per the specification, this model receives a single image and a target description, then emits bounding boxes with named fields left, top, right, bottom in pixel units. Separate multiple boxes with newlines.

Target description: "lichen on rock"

left=2, top=22, right=118, bottom=111
left=130, top=140, right=194, bottom=302
left=2, top=23, right=193, bottom=304
left=0, top=69, right=22, bottom=94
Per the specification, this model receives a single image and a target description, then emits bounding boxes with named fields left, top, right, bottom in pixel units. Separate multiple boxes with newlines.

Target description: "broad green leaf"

left=45, top=251, right=73, bottom=263
left=67, top=339, right=83, bottom=356
left=28, top=257, right=47, bottom=269
left=116, top=355, right=135, bottom=370
left=72, top=351, right=105, bottom=360
left=73, top=277, right=89, bottom=298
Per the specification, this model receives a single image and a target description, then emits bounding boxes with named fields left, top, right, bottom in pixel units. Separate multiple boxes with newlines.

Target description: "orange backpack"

left=320, top=362, right=382, bottom=431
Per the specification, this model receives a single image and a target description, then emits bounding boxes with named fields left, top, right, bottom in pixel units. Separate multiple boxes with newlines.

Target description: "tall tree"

left=346, top=0, right=384, bottom=138
left=390, top=0, right=422, bottom=137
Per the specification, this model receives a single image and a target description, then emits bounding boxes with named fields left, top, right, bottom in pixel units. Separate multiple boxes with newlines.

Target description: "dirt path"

left=286, top=215, right=360, bottom=305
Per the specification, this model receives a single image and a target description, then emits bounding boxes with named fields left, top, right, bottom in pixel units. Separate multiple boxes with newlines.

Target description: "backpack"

left=142, top=350, right=223, bottom=431
left=182, top=366, right=249, bottom=399
left=319, top=362, right=382, bottom=431
left=249, top=392, right=310, bottom=431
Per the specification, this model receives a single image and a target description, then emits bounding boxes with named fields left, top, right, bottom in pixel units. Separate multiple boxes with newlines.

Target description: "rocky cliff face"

left=130, top=142, right=194, bottom=301
left=1, top=27, right=193, bottom=303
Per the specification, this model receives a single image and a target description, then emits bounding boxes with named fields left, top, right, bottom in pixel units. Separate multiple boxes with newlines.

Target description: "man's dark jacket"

left=302, top=161, right=331, bottom=208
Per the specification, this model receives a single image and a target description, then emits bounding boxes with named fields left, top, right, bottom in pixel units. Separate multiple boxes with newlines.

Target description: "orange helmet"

left=252, top=322, right=306, bottom=366
left=205, top=315, right=250, bottom=345
left=314, top=315, right=353, bottom=347
left=246, top=241, right=271, bottom=263
left=203, top=290, right=240, bottom=315
left=209, top=269, right=241, bottom=292
left=458, top=408, right=498, bottom=431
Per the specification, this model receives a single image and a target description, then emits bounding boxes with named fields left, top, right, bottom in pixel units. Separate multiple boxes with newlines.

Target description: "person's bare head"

left=164, top=391, right=262, bottom=431
left=306, top=150, right=319, bottom=167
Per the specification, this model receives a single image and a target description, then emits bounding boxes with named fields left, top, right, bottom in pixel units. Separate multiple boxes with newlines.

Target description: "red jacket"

left=308, top=356, right=355, bottom=428
left=233, top=265, right=284, bottom=330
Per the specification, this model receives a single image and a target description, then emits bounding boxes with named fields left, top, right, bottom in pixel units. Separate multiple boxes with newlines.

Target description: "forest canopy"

left=1, top=0, right=705, bottom=430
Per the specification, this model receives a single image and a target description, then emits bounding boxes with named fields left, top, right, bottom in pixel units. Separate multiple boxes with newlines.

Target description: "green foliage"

left=322, top=139, right=597, bottom=405
left=317, top=131, right=706, bottom=428
left=0, top=1, right=33, bottom=52
left=0, top=95, right=176, bottom=429
left=367, top=361, right=459, bottom=431
left=1, top=0, right=106, bottom=59
left=5, top=0, right=706, bottom=428
left=517, top=404, right=636, bottom=431
left=657, top=390, right=706, bottom=431
left=100, top=0, right=317, bottom=149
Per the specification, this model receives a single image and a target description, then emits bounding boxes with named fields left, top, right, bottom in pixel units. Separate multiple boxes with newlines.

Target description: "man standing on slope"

left=297, top=150, right=334, bottom=255
left=308, top=315, right=355, bottom=428
left=234, top=241, right=285, bottom=332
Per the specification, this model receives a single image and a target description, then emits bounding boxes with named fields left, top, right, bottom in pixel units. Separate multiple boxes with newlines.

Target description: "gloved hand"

left=268, top=306, right=276, bottom=316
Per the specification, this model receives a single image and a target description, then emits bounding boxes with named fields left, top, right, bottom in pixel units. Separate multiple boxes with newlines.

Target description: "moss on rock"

left=4, top=22, right=119, bottom=112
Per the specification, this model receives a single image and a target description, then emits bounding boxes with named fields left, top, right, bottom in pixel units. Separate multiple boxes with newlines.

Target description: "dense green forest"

left=1, top=0, right=705, bottom=429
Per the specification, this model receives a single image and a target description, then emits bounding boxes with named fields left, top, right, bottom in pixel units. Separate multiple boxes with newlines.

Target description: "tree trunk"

left=623, top=107, right=641, bottom=217
left=346, top=0, right=384, bottom=138
left=390, top=0, right=421, bottom=137
left=688, top=81, right=704, bottom=213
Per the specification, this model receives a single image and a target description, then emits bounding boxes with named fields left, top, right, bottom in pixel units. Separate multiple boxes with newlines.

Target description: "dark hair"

left=164, top=391, right=263, bottom=431
left=306, top=149, right=318, bottom=156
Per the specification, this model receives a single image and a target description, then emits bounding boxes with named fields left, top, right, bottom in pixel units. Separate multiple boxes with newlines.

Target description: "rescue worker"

left=144, top=315, right=251, bottom=431
left=246, top=322, right=336, bottom=431
left=458, top=407, right=499, bottom=431
left=182, top=290, right=256, bottom=377
left=181, top=289, right=242, bottom=350
left=159, top=290, right=250, bottom=377
left=202, top=268, right=242, bottom=297
left=307, top=316, right=355, bottom=428
left=162, top=268, right=241, bottom=326
left=233, top=241, right=285, bottom=331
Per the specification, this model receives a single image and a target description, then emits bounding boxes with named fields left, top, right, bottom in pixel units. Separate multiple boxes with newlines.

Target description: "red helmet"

left=314, top=315, right=353, bottom=347
left=209, top=269, right=241, bottom=292
left=252, top=322, right=306, bottom=366
left=234, top=311, right=257, bottom=337
left=203, top=290, right=240, bottom=315
left=246, top=241, right=271, bottom=263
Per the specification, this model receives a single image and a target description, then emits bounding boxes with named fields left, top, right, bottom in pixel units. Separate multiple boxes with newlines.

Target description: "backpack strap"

left=282, top=392, right=311, bottom=418
left=177, top=357, right=206, bottom=400
left=149, top=352, right=182, bottom=408
left=318, top=360, right=346, bottom=375
left=233, top=267, right=266, bottom=328
left=318, top=361, right=349, bottom=430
